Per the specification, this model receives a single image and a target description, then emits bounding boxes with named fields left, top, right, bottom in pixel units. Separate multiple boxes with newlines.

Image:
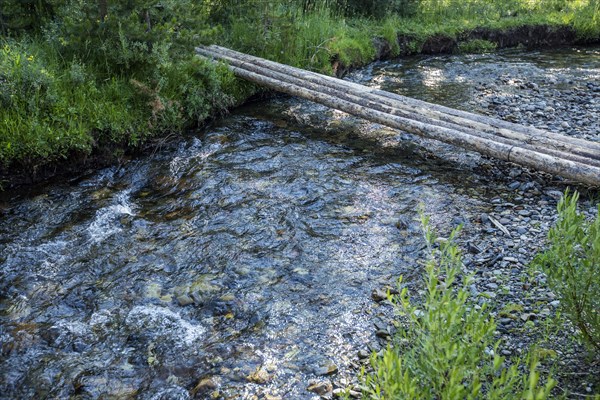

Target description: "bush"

left=533, top=191, right=600, bottom=352
left=42, top=0, right=220, bottom=76
left=362, top=217, right=556, bottom=399
left=0, top=0, right=54, bottom=33
left=458, top=39, right=498, bottom=54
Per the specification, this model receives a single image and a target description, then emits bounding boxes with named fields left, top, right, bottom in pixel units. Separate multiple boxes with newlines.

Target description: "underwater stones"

left=246, top=367, right=271, bottom=384
left=172, top=275, right=221, bottom=307
left=125, top=305, right=205, bottom=345
left=192, top=376, right=219, bottom=397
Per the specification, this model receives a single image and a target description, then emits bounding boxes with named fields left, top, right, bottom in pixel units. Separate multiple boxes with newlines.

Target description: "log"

left=196, top=46, right=600, bottom=169
left=196, top=56, right=600, bottom=186
left=202, top=45, right=600, bottom=160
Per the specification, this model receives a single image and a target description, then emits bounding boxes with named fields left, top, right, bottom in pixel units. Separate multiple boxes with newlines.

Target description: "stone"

left=520, top=313, right=537, bottom=322
left=371, top=288, right=387, bottom=302
left=375, top=330, right=391, bottom=339
left=194, top=377, right=218, bottom=393
left=176, top=294, right=194, bottom=306
left=307, top=379, right=333, bottom=397
left=508, top=181, right=521, bottom=190
left=357, top=349, right=370, bottom=359
left=314, top=362, right=338, bottom=376
left=480, top=213, right=490, bottom=224
left=247, top=367, right=270, bottom=384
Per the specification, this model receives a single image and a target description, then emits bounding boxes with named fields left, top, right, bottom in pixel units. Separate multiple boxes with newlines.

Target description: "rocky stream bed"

left=1, top=46, right=599, bottom=399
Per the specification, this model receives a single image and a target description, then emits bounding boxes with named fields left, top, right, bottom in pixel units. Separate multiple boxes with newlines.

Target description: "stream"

left=1, top=47, right=599, bottom=399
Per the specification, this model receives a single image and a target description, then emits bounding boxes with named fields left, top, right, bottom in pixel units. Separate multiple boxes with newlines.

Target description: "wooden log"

left=202, top=45, right=600, bottom=160
left=206, top=45, right=600, bottom=156
left=196, top=57, right=600, bottom=186
left=196, top=47, right=600, bottom=169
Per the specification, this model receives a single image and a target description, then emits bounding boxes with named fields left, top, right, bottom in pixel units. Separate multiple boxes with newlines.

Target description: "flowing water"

left=1, top=47, right=599, bottom=399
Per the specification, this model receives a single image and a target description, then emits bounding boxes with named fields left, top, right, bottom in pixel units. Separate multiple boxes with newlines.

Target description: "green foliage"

left=533, top=191, right=600, bottom=352
left=42, top=0, right=219, bottom=75
left=0, top=39, right=92, bottom=164
left=0, top=0, right=54, bottom=33
left=1, top=0, right=599, bottom=176
left=362, top=217, right=556, bottom=399
left=458, top=39, right=498, bottom=54
left=0, top=37, right=235, bottom=167
left=573, top=0, right=600, bottom=40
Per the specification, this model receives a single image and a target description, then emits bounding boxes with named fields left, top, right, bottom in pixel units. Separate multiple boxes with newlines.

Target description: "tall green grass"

left=1, top=0, right=599, bottom=177
left=0, top=38, right=237, bottom=168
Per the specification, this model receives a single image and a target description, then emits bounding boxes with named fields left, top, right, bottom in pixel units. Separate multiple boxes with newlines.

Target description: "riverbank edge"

left=2, top=23, right=598, bottom=193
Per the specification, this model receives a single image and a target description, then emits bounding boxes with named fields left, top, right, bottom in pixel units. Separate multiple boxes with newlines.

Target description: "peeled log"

left=223, top=64, right=600, bottom=185
left=196, top=47, right=600, bottom=169
left=202, top=45, right=600, bottom=160
left=196, top=45, right=600, bottom=186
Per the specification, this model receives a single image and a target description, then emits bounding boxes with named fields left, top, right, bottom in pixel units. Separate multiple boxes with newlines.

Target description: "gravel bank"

left=321, top=52, right=600, bottom=399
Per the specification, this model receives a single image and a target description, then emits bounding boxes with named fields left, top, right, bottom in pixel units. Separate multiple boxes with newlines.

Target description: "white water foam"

left=125, top=305, right=205, bottom=345
left=87, top=190, right=135, bottom=243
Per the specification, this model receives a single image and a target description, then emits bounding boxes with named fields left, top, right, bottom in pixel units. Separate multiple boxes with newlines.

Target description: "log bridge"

left=196, top=45, right=600, bottom=186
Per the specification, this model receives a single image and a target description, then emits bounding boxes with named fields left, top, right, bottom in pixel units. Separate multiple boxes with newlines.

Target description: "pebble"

left=314, top=362, right=338, bottom=376
left=247, top=368, right=271, bottom=384
left=307, top=379, right=333, bottom=397
left=371, top=288, right=387, bottom=302
left=176, top=294, right=194, bottom=306
left=194, top=377, right=217, bottom=392
left=357, top=349, right=370, bottom=359
left=520, top=313, right=537, bottom=322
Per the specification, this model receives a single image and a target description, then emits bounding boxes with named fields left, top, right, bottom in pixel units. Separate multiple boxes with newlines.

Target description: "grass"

left=0, top=0, right=599, bottom=183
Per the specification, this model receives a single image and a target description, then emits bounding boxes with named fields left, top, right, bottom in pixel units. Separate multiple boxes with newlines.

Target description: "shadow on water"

left=1, top=46, right=599, bottom=399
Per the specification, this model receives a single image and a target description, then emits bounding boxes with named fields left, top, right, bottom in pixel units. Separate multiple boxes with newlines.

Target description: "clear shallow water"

left=1, top=47, right=599, bottom=399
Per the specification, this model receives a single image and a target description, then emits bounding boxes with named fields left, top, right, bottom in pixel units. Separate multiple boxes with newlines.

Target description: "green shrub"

left=533, top=191, right=600, bottom=352
left=362, top=217, right=556, bottom=399
left=0, top=0, right=54, bottom=33
left=458, top=39, right=498, bottom=54
left=42, top=0, right=220, bottom=76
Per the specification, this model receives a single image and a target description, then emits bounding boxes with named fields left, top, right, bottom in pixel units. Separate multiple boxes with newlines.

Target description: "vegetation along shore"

left=1, top=0, right=599, bottom=189
left=1, top=1, right=600, bottom=398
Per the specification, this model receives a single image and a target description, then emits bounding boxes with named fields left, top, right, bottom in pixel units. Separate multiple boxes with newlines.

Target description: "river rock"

left=314, top=362, right=338, bottom=376
left=357, top=349, right=370, bottom=359
left=307, top=379, right=333, bottom=397
left=193, top=377, right=218, bottom=394
left=371, top=288, right=388, bottom=302
left=247, top=367, right=271, bottom=384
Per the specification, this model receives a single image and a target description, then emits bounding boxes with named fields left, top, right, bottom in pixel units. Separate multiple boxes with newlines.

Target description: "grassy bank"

left=1, top=0, right=599, bottom=188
